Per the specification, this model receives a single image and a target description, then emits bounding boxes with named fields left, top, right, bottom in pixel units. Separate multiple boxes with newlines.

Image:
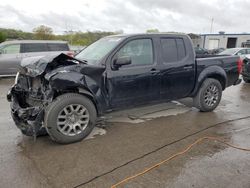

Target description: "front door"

left=106, top=38, right=160, bottom=109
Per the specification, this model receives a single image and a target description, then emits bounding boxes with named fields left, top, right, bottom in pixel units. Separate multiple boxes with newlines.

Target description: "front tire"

left=44, top=93, right=97, bottom=144
left=193, top=78, right=222, bottom=112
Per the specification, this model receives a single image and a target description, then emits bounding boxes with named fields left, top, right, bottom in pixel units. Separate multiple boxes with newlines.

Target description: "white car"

left=219, top=48, right=250, bottom=59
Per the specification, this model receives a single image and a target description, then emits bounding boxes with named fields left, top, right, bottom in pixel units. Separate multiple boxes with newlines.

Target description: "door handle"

left=150, top=68, right=159, bottom=74
left=183, top=65, right=193, bottom=70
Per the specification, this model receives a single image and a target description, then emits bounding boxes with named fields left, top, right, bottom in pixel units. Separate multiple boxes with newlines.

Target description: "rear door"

left=159, top=37, right=196, bottom=99
left=106, top=38, right=160, bottom=108
left=0, top=43, right=22, bottom=75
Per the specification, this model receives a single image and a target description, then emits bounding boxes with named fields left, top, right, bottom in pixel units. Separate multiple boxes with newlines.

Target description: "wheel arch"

left=191, top=66, right=227, bottom=96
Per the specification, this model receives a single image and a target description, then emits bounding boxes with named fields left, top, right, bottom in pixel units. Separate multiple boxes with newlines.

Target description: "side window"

left=161, top=38, right=177, bottom=63
left=237, top=49, right=246, bottom=55
left=0, top=44, right=20, bottom=54
left=22, top=43, right=48, bottom=53
left=116, top=39, right=153, bottom=67
left=161, top=38, right=186, bottom=63
left=247, top=49, right=250, bottom=54
left=47, top=43, right=69, bottom=51
left=176, top=39, right=186, bottom=60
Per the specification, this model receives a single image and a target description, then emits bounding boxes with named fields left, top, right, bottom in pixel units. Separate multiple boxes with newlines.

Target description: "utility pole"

left=210, top=18, right=214, bottom=34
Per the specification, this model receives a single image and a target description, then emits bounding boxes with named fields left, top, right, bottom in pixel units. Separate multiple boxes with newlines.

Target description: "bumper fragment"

left=8, top=87, right=45, bottom=137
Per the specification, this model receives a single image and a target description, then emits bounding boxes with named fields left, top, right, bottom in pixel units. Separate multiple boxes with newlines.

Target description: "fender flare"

left=47, top=72, right=106, bottom=115
left=191, top=66, right=227, bottom=96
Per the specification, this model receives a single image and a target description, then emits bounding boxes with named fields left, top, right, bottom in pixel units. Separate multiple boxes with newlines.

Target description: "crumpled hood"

left=20, top=53, right=80, bottom=77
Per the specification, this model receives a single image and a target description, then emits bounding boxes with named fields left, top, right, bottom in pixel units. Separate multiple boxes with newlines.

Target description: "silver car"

left=219, top=48, right=250, bottom=59
left=0, top=40, right=71, bottom=76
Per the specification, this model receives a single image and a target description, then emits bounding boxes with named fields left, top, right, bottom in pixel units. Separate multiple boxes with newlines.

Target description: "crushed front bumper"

left=7, top=86, right=45, bottom=137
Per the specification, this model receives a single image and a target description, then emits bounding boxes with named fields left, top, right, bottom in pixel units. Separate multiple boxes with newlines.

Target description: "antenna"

left=210, top=18, right=214, bottom=34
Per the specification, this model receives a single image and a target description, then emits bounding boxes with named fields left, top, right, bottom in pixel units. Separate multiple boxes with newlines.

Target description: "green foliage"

left=33, top=25, right=55, bottom=40
left=56, top=31, right=116, bottom=46
left=0, top=32, right=6, bottom=43
left=146, top=29, right=159, bottom=33
left=0, top=27, right=117, bottom=46
left=0, top=28, right=33, bottom=41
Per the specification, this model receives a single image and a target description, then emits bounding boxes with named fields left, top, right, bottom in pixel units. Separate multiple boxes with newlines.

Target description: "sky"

left=0, top=0, right=249, bottom=34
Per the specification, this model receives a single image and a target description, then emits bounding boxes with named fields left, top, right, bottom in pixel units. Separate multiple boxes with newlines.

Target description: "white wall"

left=201, top=35, right=250, bottom=49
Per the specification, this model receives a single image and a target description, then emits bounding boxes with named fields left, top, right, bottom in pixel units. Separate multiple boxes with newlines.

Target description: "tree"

left=146, top=29, right=159, bottom=33
left=0, top=32, right=6, bottom=43
left=33, top=25, right=55, bottom=40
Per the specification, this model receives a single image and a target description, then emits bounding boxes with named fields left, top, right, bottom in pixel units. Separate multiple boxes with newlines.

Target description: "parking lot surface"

left=0, top=78, right=250, bottom=188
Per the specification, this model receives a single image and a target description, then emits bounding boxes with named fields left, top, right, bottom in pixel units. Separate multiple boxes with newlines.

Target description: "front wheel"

left=44, top=93, right=97, bottom=144
left=193, top=78, right=222, bottom=112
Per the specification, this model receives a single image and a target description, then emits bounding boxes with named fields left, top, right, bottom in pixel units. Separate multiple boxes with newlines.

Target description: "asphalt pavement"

left=0, top=78, right=250, bottom=188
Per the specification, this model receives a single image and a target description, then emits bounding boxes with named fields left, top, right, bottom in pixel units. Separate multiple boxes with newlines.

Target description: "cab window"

left=115, top=39, right=153, bottom=67
left=0, top=44, right=20, bottom=54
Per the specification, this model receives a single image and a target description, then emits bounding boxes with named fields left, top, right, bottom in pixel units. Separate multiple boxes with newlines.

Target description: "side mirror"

left=113, top=56, right=132, bottom=69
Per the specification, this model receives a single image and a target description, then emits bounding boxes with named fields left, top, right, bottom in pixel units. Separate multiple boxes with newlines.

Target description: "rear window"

left=22, top=43, right=48, bottom=53
left=161, top=38, right=186, bottom=63
left=48, top=43, right=69, bottom=51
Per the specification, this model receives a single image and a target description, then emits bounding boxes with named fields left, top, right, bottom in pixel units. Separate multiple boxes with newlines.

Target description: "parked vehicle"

left=0, top=40, right=72, bottom=76
left=242, top=55, right=250, bottom=83
left=7, top=34, right=242, bottom=144
left=194, top=47, right=209, bottom=55
left=219, top=48, right=250, bottom=59
left=210, top=48, right=225, bottom=54
left=69, top=45, right=86, bottom=54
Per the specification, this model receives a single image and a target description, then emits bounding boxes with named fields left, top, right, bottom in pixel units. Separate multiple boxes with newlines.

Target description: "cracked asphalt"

left=0, top=78, right=250, bottom=188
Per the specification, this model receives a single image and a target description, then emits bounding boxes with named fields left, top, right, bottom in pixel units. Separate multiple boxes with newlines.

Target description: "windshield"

left=75, top=36, right=124, bottom=65
left=219, top=48, right=239, bottom=55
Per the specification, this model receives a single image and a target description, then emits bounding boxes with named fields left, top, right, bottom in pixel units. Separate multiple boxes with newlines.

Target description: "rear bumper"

left=7, top=86, right=44, bottom=136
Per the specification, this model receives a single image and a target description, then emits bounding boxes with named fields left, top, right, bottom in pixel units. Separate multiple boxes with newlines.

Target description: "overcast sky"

left=0, top=0, right=249, bottom=34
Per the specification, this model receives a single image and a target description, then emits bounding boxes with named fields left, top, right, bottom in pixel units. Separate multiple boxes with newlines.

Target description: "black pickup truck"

left=7, top=34, right=242, bottom=144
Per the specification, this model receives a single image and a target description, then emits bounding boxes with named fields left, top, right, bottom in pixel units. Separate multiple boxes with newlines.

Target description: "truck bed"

left=196, top=55, right=240, bottom=87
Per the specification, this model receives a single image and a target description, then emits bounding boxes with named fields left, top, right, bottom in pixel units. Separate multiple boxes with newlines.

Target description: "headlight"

left=14, top=72, right=20, bottom=84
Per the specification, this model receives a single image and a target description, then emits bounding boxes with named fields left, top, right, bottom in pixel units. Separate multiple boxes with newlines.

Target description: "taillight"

left=237, top=58, right=243, bottom=74
left=67, top=51, right=75, bottom=57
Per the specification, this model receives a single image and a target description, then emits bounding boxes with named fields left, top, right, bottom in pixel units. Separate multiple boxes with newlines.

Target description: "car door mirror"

left=113, top=56, right=132, bottom=69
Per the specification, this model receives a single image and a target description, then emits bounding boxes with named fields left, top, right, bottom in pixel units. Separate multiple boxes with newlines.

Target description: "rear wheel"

left=193, top=78, right=222, bottom=112
left=44, top=93, right=96, bottom=144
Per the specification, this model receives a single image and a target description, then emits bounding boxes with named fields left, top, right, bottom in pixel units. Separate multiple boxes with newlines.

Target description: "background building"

left=192, top=32, right=250, bottom=49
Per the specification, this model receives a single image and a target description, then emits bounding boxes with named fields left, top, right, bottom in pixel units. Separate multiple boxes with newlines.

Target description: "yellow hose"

left=111, top=136, right=250, bottom=188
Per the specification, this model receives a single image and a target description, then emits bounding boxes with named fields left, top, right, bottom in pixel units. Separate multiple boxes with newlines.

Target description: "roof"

left=106, top=33, right=188, bottom=38
left=0, top=40, right=68, bottom=45
left=200, top=33, right=250, bottom=36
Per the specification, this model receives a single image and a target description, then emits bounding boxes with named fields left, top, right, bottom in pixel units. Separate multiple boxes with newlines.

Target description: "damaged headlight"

left=14, top=72, right=20, bottom=84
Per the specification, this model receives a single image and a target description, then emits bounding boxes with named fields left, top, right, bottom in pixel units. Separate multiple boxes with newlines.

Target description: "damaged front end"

left=7, top=53, right=104, bottom=138
left=7, top=64, right=55, bottom=137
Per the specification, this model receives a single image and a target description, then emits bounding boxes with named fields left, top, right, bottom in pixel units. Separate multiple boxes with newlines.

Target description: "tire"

left=193, top=78, right=222, bottom=112
left=243, top=76, right=250, bottom=83
left=44, top=93, right=97, bottom=144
